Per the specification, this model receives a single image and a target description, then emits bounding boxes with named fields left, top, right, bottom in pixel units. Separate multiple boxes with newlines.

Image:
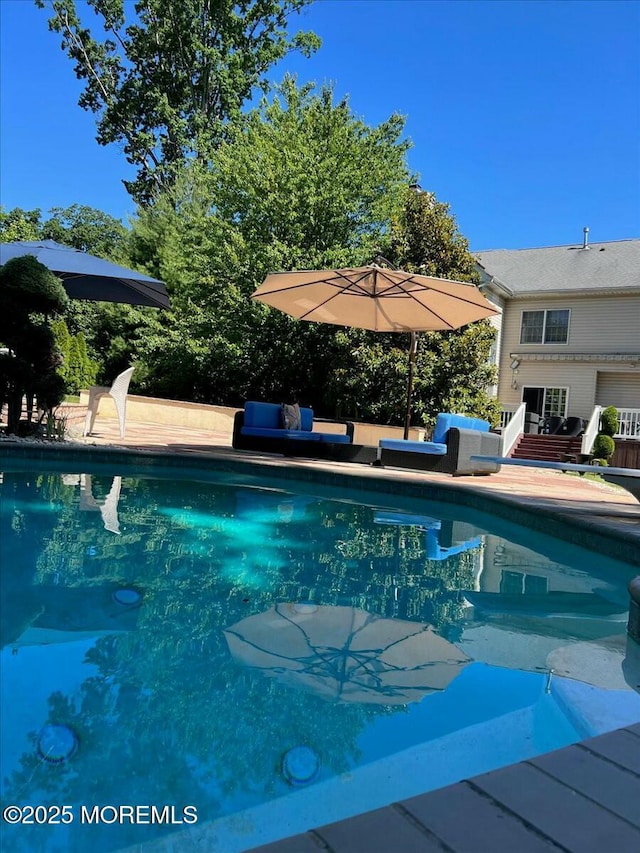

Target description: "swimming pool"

left=1, top=452, right=639, bottom=852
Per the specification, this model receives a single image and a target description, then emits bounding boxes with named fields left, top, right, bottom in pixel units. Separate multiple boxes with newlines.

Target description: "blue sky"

left=1, top=0, right=638, bottom=250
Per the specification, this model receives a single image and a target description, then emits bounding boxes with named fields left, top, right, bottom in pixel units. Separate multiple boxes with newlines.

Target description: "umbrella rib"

left=410, top=286, right=493, bottom=309
left=347, top=622, right=436, bottom=671
left=402, top=290, right=458, bottom=330
left=256, top=269, right=361, bottom=298
left=224, top=628, right=316, bottom=667
left=296, top=275, right=419, bottom=326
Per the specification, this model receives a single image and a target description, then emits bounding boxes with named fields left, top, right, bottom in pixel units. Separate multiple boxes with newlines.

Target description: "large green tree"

left=0, top=207, right=43, bottom=241
left=0, top=204, right=127, bottom=259
left=38, top=0, right=321, bottom=203
left=324, top=188, right=499, bottom=429
left=122, top=79, right=497, bottom=427
left=43, top=204, right=128, bottom=257
left=126, top=78, right=411, bottom=405
left=345, top=186, right=501, bottom=429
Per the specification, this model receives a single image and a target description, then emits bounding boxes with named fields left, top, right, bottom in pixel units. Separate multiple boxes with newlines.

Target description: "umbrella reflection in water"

left=224, top=603, right=470, bottom=705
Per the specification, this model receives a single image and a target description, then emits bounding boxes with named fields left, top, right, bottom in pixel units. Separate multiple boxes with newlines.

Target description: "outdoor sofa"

left=377, top=413, right=502, bottom=475
left=232, top=401, right=360, bottom=458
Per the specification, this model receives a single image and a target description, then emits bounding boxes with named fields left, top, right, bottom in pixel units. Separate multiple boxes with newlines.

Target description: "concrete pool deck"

left=6, top=405, right=639, bottom=852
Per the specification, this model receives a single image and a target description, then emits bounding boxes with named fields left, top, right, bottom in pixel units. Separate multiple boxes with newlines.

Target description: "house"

left=475, top=232, right=640, bottom=439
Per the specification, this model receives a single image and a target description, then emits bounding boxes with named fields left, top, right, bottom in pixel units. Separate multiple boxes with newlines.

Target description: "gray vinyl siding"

left=497, top=292, right=640, bottom=416
left=596, top=373, right=640, bottom=408
left=502, top=362, right=596, bottom=418
left=509, top=293, right=640, bottom=352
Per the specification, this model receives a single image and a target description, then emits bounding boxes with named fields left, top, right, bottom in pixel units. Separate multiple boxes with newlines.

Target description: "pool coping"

left=1, top=440, right=639, bottom=568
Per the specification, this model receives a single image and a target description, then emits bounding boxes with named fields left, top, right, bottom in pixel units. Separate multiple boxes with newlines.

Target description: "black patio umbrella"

left=0, top=240, right=169, bottom=309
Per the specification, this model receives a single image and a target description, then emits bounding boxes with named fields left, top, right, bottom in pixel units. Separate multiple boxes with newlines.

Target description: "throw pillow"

left=282, top=403, right=302, bottom=430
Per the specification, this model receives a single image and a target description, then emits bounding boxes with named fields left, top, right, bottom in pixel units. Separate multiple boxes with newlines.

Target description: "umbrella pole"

left=403, top=332, right=418, bottom=441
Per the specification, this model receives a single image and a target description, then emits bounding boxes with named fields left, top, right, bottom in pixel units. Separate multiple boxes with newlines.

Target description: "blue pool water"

left=1, top=458, right=639, bottom=852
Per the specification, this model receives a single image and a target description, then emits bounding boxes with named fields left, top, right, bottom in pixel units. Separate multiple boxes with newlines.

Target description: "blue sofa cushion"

left=244, top=401, right=314, bottom=432
left=244, top=401, right=283, bottom=430
left=299, top=407, right=314, bottom=431
left=432, top=413, right=490, bottom=443
left=242, top=426, right=321, bottom=441
left=315, top=432, right=351, bottom=444
left=239, top=401, right=350, bottom=445
left=379, top=439, right=447, bottom=455
left=241, top=426, right=351, bottom=444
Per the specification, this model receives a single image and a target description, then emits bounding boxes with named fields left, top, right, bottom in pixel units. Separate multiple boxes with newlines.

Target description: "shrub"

left=0, top=257, right=68, bottom=433
left=52, top=320, right=98, bottom=394
left=592, top=434, right=616, bottom=461
left=599, top=406, right=618, bottom=437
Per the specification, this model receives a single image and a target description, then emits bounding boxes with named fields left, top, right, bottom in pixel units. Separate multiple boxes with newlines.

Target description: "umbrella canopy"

left=252, top=264, right=497, bottom=437
left=0, top=239, right=169, bottom=309
left=224, top=603, right=471, bottom=705
left=252, top=264, right=496, bottom=332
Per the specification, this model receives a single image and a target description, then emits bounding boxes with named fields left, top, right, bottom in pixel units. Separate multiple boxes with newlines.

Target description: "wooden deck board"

left=529, top=743, right=640, bottom=827
left=248, top=724, right=640, bottom=853
left=401, top=782, right=564, bottom=852
left=579, top=728, right=640, bottom=773
left=471, top=761, right=640, bottom=852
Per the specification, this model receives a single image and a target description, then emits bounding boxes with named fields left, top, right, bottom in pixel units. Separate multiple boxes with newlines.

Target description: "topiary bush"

left=0, top=256, right=69, bottom=433
left=592, top=433, right=616, bottom=463
left=599, top=406, right=619, bottom=437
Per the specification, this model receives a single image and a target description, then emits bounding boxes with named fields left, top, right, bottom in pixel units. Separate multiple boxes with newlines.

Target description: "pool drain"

left=37, top=725, right=78, bottom=764
left=282, top=746, right=320, bottom=785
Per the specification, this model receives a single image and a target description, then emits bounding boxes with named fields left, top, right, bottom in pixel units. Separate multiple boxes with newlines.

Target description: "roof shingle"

left=475, top=239, right=640, bottom=295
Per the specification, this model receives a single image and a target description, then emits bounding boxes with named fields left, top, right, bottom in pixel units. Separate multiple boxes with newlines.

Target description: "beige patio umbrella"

left=252, top=264, right=498, bottom=438
left=224, top=603, right=471, bottom=705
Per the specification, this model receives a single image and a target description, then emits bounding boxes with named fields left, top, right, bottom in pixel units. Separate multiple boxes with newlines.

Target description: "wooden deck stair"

left=510, top=433, right=584, bottom=463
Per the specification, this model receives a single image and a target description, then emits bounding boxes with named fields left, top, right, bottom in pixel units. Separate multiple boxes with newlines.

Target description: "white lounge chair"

left=83, top=366, right=135, bottom=439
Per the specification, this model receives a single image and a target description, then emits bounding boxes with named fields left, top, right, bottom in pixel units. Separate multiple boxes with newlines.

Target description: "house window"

left=520, top=309, right=569, bottom=344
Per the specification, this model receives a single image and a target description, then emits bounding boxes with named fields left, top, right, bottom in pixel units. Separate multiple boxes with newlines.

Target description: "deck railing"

left=615, top=408, right=640, bottom=439
left=499, top=404, right=638, bottom=455
left=501, top=403, right=526, bottom=457
left=581, top=406, right=603, bottom=455
left=499, top=408, right=517, bottom=429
